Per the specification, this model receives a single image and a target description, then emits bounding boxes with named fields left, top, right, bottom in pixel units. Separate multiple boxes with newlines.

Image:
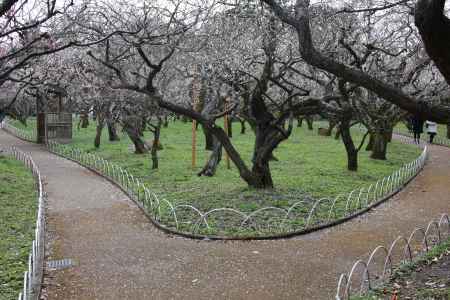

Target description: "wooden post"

left=36, top=94, right=46, bottom=144
left=223, top=98, right=231, bottom=169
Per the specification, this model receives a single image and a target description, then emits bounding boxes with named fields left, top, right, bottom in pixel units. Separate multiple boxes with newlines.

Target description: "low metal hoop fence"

left=335, top=213, right=450, bottom=300
left=44, top=133, right=428, bottom=239
left=394, top=129, right=450, bottom=147
left=0, top=120, right=36, bottom=142
left=1, top=119, right=429, bottom=239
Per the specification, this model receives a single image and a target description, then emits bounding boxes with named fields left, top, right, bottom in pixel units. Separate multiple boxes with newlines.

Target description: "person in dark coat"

left=412, top=116, right=424, bottom=144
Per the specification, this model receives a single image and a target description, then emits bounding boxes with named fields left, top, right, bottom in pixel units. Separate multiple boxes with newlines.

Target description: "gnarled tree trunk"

left=335, top=126, right=341, bottom=140
left=94, top=119, right=104, bottom=149
left=226, top=117, right=233, bottom=138
left=80, top=113, right=89, bottom=129
left=150, top=125, right=161, bottom=169
left=124, top=123, right=147, bottom=154
left=202, top=124, right=215, bottom=151
left=198, top=134, right=222, bottom=177
left=107, top=119, right=120, bottom=141
left=366, top=134, right=374, bottom=151
left=297, top=117, right=313, bottom=130
left=306, top=117, right=313, bottom=130
left=197, top=94, right=224, bottom=176
left=251, top=137, right=274, bottom=188
left=371, top=132, right=388, bottom=160
left=240, top=119, right=246, bottom=134
left=325, top=121, right=336, bottom=136
left=248, top=123, right=288, bottom=189
left=340, top=121, right=358, bottom=171
left=415, top=0, right=450, bottom=85
left=250, top=159, right=273, bottom=189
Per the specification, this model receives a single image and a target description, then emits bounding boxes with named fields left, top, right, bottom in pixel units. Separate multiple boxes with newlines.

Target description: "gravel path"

left=1, top=130, right=449, bottom=300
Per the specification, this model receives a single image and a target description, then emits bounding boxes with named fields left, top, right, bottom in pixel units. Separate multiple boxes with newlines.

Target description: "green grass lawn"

left=9, top=117, right=423, bottom=235
left=12, top=118, right=420, bottom=208
left=0, top=154, right=37, bottom=300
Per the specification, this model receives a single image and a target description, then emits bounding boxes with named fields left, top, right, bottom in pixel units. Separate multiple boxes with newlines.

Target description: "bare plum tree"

left=260, top=0, right=450, bottom=123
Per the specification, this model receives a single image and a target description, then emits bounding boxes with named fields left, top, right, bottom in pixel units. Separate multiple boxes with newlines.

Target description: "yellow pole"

left=192, top=68, right=200, bottom=169
left=223, top=98, right=231, bottom=169
left=192, top=119, right=197, bottom=169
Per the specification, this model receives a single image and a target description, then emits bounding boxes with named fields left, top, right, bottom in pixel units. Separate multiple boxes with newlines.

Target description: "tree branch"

left=261, top=0, right=450, bottom=123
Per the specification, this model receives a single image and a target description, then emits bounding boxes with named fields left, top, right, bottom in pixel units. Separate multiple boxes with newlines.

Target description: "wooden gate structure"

left=36, top=85, right=72, bottom=144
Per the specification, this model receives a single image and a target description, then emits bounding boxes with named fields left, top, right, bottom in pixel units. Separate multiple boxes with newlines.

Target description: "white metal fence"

left=0, top=145, right=45, bottom=300
left=335, top=213, right=450, bottom=300
left=0, top=120, right=36, bottom=142
left=1, top=119, right=429, bottom=239
left=394, top=128, right=450, bottom=147
left=45, top=138, right=428, bottom=239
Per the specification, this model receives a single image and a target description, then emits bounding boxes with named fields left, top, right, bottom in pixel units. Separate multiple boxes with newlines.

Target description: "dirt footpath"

left=1, top=130, right=449, bottom=300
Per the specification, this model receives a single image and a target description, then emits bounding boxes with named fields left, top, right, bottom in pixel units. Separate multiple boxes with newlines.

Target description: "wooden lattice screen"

left=45, top=113, right=72, bottom=142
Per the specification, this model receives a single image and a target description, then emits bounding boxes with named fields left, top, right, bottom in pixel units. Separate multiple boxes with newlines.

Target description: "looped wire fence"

left=2, top=119, right=429, bottom=239
left=44, top=128, right=428, bottom=239
left=0, top=144, right=45, bottom=300
left=335, top=213, right=450, bottom=300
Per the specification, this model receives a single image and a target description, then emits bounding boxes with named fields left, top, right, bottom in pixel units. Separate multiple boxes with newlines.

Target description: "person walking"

left=426, top=120, right=438, bottom=143
left=412, top=116, right=424, bottom=144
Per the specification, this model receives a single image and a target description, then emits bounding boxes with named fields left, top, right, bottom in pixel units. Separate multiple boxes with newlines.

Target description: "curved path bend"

left=1, top=130, right=449, bottom=300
